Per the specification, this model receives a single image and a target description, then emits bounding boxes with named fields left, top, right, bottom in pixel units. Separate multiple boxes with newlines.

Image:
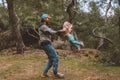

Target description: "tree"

left=118, top=0, right=120, bottom=5
left=0, top=19, right=5, bottom=31
left=6, top=0, right=25, bottom=54
left=1, top=0, right=6, bottom=8
left=117, top=0, right=120, bottom=39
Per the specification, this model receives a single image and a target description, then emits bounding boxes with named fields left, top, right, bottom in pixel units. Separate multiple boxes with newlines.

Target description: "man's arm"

left=40, top=25, right=57, bottom=34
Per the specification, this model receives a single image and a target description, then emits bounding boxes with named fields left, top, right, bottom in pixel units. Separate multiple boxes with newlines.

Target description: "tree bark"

left=118, top=0, right=120, bottom=49
left=118, top=0, right=120, bottom=5
left=6, top=0, right=25, bottom=54
left=105, top=0, right=112, bottom=19
left=66, top=0, right=77, bottom=23
left=118, top=17, right=120, bottom=40
left=1, top=0, right=5, bottom=7
left=0, top=19, right=5, bottom=31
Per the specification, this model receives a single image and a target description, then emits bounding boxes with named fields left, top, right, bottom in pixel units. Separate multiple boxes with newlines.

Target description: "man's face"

left=44, top=17, right=51, bottom=22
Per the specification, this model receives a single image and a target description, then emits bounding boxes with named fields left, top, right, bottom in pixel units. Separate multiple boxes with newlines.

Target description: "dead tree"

left=96, top=33, right=104, bottom=50
left=92, top=27, right=113, bottom=50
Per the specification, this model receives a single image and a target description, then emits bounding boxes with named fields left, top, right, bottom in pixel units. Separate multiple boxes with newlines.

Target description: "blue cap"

left=41, top=14, right=51, bottom=19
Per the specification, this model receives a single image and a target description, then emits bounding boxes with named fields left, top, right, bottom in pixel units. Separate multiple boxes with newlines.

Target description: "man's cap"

left=41, top=14, right=52, bottom=19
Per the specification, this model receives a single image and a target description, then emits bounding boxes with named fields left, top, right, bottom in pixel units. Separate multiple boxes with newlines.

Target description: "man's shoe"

left=54, top=73, right=64, bottom=79
left=41, top=74, right=52, bottom=78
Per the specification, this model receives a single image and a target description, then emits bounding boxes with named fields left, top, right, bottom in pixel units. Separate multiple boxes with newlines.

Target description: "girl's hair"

left=63, top=21, right=72, bottom=28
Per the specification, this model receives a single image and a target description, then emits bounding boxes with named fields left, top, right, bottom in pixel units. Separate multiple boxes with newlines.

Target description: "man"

left=39, top=14, right=64, bottom=79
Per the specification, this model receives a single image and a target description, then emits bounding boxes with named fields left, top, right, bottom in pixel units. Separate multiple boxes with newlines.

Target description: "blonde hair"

left=63, top=21, right=72, bottom=29
left=61, top=21, right=73, bottom=34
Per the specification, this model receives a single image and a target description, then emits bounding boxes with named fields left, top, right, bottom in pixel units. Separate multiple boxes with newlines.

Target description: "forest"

left=0, top=0, right=120, bottom=80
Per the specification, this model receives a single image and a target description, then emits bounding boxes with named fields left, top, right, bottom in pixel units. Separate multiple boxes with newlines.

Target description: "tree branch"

left=66, top=0, right=74, bottom=22
left=27, top=29, right=39, bottom=39
left=92, top=27, right=113, bottom=44
left=105, top=0, right=112, bottom=19
left=32, top=25, right=39, bottom=36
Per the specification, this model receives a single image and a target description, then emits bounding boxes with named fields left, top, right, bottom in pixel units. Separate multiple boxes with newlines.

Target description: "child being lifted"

left=58, top=21, right=84, bottom=52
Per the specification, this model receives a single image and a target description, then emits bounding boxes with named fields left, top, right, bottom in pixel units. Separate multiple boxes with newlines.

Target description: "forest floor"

left=0, top=48, right=120, bottom=80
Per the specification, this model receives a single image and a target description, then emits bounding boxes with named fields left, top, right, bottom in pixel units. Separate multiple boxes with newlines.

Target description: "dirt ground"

left=0, top=48, right=120, bottom=80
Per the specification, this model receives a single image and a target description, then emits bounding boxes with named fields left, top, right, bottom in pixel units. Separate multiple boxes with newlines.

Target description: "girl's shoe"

left=80, top=41, right=84, bottom=48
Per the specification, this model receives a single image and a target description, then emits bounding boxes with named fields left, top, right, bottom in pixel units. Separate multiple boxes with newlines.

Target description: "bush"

left=98, top=46, right=120, bottom=66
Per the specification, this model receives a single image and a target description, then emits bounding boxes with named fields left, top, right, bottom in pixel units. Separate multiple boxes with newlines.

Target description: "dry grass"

left=0, top=48, right=120, bottom=80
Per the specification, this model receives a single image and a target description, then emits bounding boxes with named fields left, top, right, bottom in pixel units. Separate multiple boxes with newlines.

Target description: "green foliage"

left=0, top=6, right=9, bottom=29
left=98, top=46, right=120, bottom=65
left=13, top=0, right=68, bottom=30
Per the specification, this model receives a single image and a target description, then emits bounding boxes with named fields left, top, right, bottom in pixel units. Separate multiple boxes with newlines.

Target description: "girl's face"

left=68, top=25, right=72, bottom=32
left=63, top=21, right=73, bottom=33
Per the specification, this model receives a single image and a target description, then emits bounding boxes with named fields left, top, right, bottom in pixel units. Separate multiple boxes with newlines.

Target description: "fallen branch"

left=27, top=29, right=39, bottom=39
left=32, top=25, right=39, bottom=36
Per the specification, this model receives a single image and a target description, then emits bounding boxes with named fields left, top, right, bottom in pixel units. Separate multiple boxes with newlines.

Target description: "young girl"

left=58, top=21, right=84, bottom=52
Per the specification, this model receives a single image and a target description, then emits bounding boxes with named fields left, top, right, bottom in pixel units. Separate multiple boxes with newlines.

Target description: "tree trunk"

left=119, top=17, right=120, bottom=40
left=6, top=0, right=25, bottom=54
left=1, top=0, right=5, bottom=7
left=0, top=19, right=5, bottom=31
left=118, top=0, right=120, bottom=50
left=66, top=0, right=79, bottom=51
left=118, top=0, right=120, bottom=5
left=66, top=0, right=77, bottom=23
